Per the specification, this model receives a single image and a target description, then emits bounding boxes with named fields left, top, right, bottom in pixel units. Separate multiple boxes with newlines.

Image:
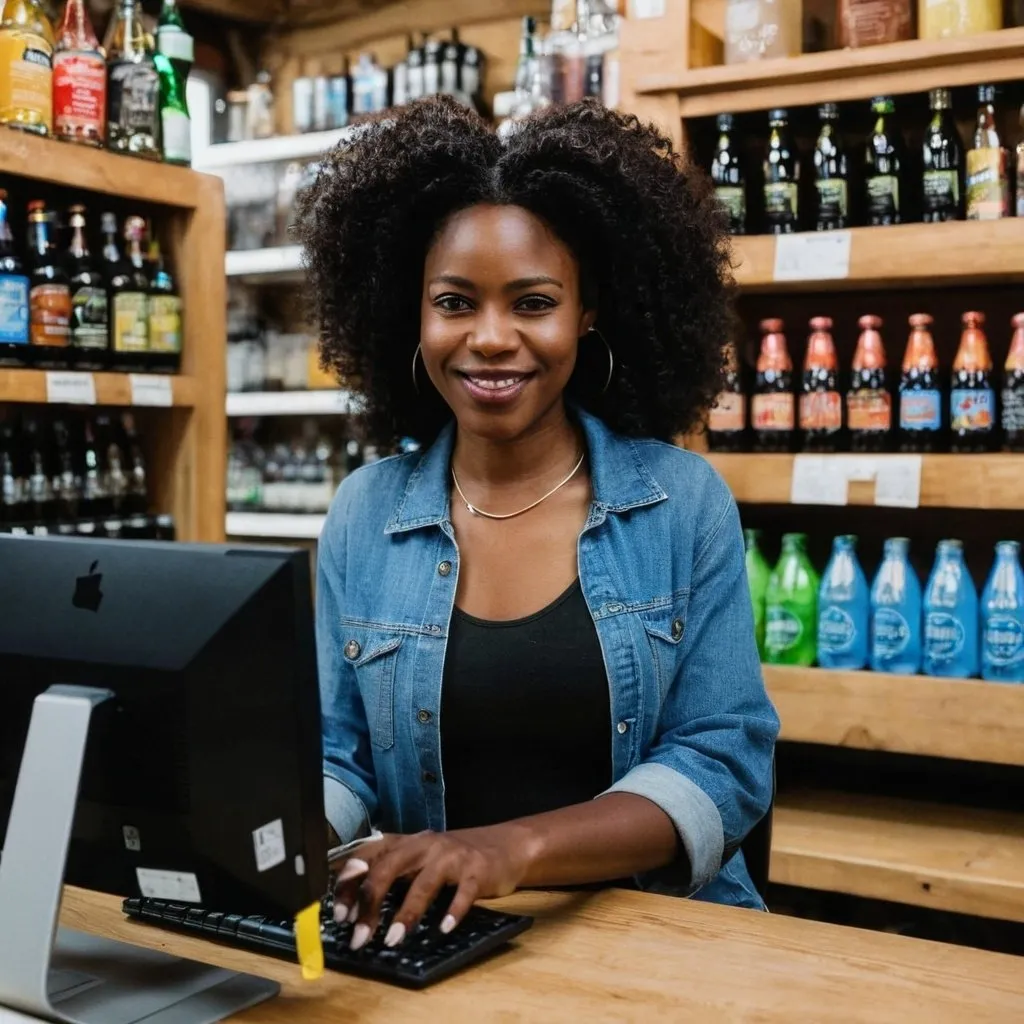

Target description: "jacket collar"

left=384, top=407, right=668, bottom=534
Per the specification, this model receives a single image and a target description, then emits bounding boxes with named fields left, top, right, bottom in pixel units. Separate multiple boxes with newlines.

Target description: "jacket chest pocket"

left=639, top=596, right=690, bottom=699
left=344, top=632, right=404, bottom=751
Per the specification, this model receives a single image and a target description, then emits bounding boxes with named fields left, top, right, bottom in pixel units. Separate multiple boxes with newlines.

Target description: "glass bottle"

left=817, top=534, right=869, bottom=671
left=1002, top=313, right=1024, bottom=452
left=923, top=538, right=979, bottom=679
left=107, top=214, right=149, bottom=360
left=899, top=313, right=944, bottom=452
left=723, top=0, right=802, bottom=63
left=105, top=0, right=161, bottom=160
left=156, top=0, right=192, bottom=82
left=981, top=540, right=1024, bottom=683
left=708, top=341, right=746, bottom=451
left=21, top=413, right=54, bottom=525
left=752, top=318, right=794, bottom=452
left=155, top=0, right=192, bottom=166
left=121, top=411, right=148, bottom=518
left=712, top=113, right=746, bottom=235
left=0, top=188, right=30, bottom=364
left=0, top=0, right=54, bottom=135
left=950, top=310, right=995, bottom=453
left=0, top=413, right=26, bottom=528
left=839, top=0, right=913, bottom=45
left=864, top=96, right=903, bottom=226
left=26, top=200, right=71, bottom=362
left=64, top=205, right=108, bottom=366
left=922, top=88, right=964, bottom=222
left=847, top=314, right=890, bottom=452
left=799, top=316, right=842, bottom=452
left=50, top=415, right=81, bottom=526
left=52, top=0, right=105, bottom=147
left=919, top=0, right=1001, bottom=38
left=870, top=537, right=922, bottom=675
left=763, top=109, right=799, bottom=235
left=765, top=532, right=820, bottom=667
left=745, top=527, right=771, bottom=660
left=813, top=103, right=848, bottom=231
left=1016, top=102, right=1024, bottom=218
left=966, top=85, right=1009, bottom=220
left=147, top=237, right=182, bottom=362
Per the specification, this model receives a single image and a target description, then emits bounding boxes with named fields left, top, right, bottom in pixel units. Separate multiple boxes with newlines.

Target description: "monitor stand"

left=0, top=685, right=280, bottom=1024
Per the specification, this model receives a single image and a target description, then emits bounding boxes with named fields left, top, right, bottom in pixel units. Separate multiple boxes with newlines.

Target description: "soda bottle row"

left=745, top=529, right=1024, bottom=682
left=709, top=310, right=1024, bottom=453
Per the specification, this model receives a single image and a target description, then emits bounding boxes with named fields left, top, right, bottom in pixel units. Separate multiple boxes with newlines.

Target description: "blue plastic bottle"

left=923, top=539, right=979, bottom=678
left=981, top=540, right=1024, bottom=683
left=817, top=535, right=869, bottom=669
left=870, top=537, right=922, bottom=675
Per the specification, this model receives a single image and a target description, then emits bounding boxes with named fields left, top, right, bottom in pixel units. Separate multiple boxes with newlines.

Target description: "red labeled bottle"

left=847, top=314, right=890, bottom=452
left=799, top=316, right=842, bottom=451
left=708, top=341, right=746, bottom=451
left=752, top=318, right=794, bottom=452
left=53, top=0, right=106, bottom=147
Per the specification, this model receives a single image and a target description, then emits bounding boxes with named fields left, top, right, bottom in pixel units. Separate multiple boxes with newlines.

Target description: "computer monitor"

left=0, top=535, right=329, bottom=1024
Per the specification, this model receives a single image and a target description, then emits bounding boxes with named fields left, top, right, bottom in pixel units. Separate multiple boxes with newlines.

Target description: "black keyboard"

left=122, top=886, right=532, bottom=989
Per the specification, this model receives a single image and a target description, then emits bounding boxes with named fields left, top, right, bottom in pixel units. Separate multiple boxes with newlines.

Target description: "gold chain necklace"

left=450, top=450, right=586, bottom=521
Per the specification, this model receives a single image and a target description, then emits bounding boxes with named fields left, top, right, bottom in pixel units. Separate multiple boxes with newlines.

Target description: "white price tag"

left=629, top=0, right=666, bottom=15
left=773, top=232, right=852, bottom=282
left=129, top=374, right=173, bottom=407
left=790, top=455, right=848, bottom=505
left=45, top=371, right=96, bottom=405
left=874, top=455, right=923, bottom=508
left=136, top=867, right=202, bottom=903
left=253, top=818, right=287, bottom=873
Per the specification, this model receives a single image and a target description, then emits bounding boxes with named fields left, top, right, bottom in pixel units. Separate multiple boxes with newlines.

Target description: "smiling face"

left=420, top=204, right=595, bottom=442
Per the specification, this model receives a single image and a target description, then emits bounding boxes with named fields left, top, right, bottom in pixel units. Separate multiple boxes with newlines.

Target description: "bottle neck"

left=805, top=332, right=837, bottom=370
left=903, top=329, right=937, bottom=371
left=853, top=330, right=885, bottom=370
left=955, top=325, right=992, bottom=372
left=69, top=225, right=89, bottom=259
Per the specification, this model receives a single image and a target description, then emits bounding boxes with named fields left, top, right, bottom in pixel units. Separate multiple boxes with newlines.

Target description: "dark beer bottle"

left=922, top=88, right=964, bottom=223
left=752, top=318, right=794, bottom=452
left=864, top=96, right=903, bottom=226
left=1002, top=313, right=1024, bottom=452
left=65, top=205, right=109, bottom=367
left=26, top=201, right=72, bottom=366
left=848, top=314, right=890, bottom=452
left=950, top=310, right=995, bottom=453
left=763, top=109, right=799, bottom=235
left=708, top=341, right=746, bottom=451
left=799, top=316, right=842, bottom=451
left=711, top=113, right=746, bottom=235
left=899, top=313, right=944, bottom=452
left=813, top=103, right=848, bottom=231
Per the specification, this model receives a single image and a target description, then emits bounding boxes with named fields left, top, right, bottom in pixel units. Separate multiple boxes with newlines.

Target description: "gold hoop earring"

left=411, top=344, right=423, bottom=394
left=589, top=327, right=614, bottom=395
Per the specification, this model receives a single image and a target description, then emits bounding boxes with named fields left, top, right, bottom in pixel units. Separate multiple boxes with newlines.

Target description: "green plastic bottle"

left=765, top=532, right=820, bottom=665
left=744, top=528, right=771, bottom=659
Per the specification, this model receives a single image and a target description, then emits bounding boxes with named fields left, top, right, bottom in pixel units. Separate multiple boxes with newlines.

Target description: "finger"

left=440, top=874, right=481, bottom=935
left=330, top=858, right=370, bottom=923
left=385, top=863, right=451, bottom=947
left=350, top=847, right=422, bottom=950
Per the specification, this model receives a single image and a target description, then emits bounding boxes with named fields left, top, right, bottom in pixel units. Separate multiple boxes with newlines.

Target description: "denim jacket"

left=317, top=408, right=780, bottom=908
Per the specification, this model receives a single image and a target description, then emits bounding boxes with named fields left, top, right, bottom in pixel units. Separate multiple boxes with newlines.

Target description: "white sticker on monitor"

left=253, top=818, right=287, bottom=873
left=136, top=867, right=202, bottom=903
left=122, top=825, right=142, bottom=852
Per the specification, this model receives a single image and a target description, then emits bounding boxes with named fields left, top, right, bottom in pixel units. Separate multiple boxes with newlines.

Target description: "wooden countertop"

left=60, top=885, right=1024, bottom=1022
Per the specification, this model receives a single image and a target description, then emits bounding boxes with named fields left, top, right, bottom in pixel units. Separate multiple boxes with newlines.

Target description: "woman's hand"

left=332, top=824, right=539, bottom=951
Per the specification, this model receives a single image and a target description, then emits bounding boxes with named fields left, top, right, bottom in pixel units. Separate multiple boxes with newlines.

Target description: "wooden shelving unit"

left=0, top=136, right=226, bottom=543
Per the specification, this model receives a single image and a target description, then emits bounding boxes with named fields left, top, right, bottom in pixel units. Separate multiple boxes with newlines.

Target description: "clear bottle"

left=870, top=537, right=922, bottom=674
left=765, top=532, right=820, bottom=666
left=922, top=88, right=964, bottom=222
left=712, top=113, right=746, bottom=235
left=864, top=96, right=903, bottom=226
left=745, top=527, right=771, bottom=660
left=813, top=103, right=848, bottom=231
left=0, top=188, right=30, bottom=364
left=923, top=538, right=979, bottom=678
left=981, top=540, right=1024, bottom=683
left=817, top=535, right=869, bottom=670
left=52, top=0, right=105, bottom=147
left=763, top=109, right=799, bottom=234
left=966, top=85, right=1009, bottom=220
left=0, top=0, right=54, bottom=135
left=105, top=0, right=161, bottom=159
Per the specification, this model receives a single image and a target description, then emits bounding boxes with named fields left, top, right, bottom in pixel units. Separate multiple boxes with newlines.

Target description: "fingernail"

left=347, top=903, right=359, bottom=924
left=350, top=923, right=371, bottom=951
left=440, top=914, right=457, bottom=935
left=333, top=903, right=348, bottom=924
left=338, top=858, right=370, bottom=883
left=384, top=922, right=406, bottom=948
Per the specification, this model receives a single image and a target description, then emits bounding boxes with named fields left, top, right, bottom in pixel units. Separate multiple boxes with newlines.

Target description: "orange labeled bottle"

left=799, top=316, right=842, bottom=451
left=0, top=0, right=55, bottom=135
left=950, top=310, right=995, bottom=452
left=708, top=341, right=746, bottom=451
left=1002, top=313, right=1024, bottom=452
left=752, top=318, right=794, bottom=452
left=847, top=314, right=890, bottom=452
left=26, top=200, right=71, bottom=363
left=899, top=313, right=943, bottom=452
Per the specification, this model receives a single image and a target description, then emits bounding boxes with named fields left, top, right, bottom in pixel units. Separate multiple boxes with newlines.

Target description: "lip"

left=456, top=370, right=534, bottom=406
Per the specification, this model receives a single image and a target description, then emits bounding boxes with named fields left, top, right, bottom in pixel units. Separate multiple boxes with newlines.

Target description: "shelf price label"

left=46, top=371, right=96, bottom=405
left=773, top=231, right=852, bottom=282
left=790, top=454, right=922, bottom=508
left=130, top=374, right=174, bottom=407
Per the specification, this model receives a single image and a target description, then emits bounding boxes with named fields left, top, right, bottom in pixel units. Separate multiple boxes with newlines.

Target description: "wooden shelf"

left=765, top=666, right=1024, bottom=766
left=637, top=27, right=1024, bottom=116
left=772, top=791, right=1024, bottom=922
left=225, top=246, right=304, bottom=282
left=0, top=369, right=197, bottom=407
left=707, top=453, right=1024, bottom=509
left=731, top=220, right=1024, bottom=292
left=226, top=390, right=352, bottom=416
left=194, top=127, right=355, bottom=170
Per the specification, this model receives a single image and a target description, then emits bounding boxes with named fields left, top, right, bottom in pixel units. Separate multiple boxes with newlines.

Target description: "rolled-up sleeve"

left=604, top=481, right=780, bottom=891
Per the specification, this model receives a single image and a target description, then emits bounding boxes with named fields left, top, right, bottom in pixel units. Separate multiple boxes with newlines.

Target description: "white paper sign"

left=130, top=374, right=173, bottom=407
left=253, top=818, right=287, bottom=873
left=790, top=455, right=923, bottom=508
left=773, top=232, right=852, bottom=282
left=45, top=371, right=96, bottom=405
left=136, top=867, right=202, bottom=903
left=790, top=455, right=848, bottom=505
left=874, top=455, right=923, bottom=508
left=630, top=0, right=666, bottom=16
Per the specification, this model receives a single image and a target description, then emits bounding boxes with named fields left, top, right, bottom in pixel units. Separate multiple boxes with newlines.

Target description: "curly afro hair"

left=297, top=96, right=733, bottom=446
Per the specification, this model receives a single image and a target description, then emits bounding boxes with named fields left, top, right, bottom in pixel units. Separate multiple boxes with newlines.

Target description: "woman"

left=300, top=97, right=778, bottom=952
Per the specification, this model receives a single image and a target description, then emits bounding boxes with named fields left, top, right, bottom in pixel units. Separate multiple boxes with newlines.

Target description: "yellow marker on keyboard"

left=295, top=902, right=324, bottom=980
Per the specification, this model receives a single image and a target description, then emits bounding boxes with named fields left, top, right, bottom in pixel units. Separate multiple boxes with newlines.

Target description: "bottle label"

left=52, top=50, right=106, bottom=137
left=924, top=611, right=965, bottom=663
left=966, top=148, right=1009, bottom=220
left=866, top=175, right=899, bottom=222
left=0, top=274, right=29, bottom=345
left=752, top=393, right=794, bottom=431
left=1001, top=387, right=1024, bottom=433
left=950, top=388, right=994, bottom=433
left=848, top=390, right=891, bottom=431
left=113, top=292, right=149, bottom=352
left=899, top=390, right=941, bottom=431
left=0, top=30, right=52, bottom=128
left=873, top=607, right=910, bottom=658
left=30, top=284, right=71, bottom=347
left=765, top=606, right=803, bottom=654
left=108, top=62, right=160, bottom=135
left=763, top=182, right=798, bottom=226
left=714, top=186, right=745, bottom=232
left=815, top=179, right=848, bottom=221
left=149, top=294, right=182, bottom=353
left=983, top=615, right=1024, bottom=665
left=70, top=286, right=109, bottom=350
left=922, top=169, right=959, bottom=216
left=818, top=605, right=856, bottom=653
left=161, top=108, right=192, bottom=163
left=708, top=391, right=745, bottom=433
left=156, top=27, right=194, bottom=65
left=799, top=391, right=842, bottom=430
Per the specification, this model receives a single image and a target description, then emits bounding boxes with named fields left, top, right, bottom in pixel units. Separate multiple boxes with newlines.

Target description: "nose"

left=465, top=305, right=519, bottom=359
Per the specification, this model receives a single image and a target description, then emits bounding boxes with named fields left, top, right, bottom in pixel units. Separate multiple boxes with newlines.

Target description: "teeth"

left=469, top=377, right=522, bottom=390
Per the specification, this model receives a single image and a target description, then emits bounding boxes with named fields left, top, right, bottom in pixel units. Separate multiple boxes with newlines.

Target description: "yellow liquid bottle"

left=0, top=0, right=54, bottom=135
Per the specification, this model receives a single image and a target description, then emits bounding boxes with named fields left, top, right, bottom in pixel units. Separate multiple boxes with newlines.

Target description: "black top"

left=440, top=580, right=612, bottom=831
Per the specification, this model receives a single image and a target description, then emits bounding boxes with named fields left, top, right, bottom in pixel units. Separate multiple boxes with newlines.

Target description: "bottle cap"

left=760, top=318, right=784, bottom=333
left=871, top=96, right=895, bottom=113
left=978, top=84, right=996, bottom=103
left=929, top=88, right=951, bottom=109
left=1012, top=312, right=1024, bottom=329
left=962, top=310, right=985, bottom=325
left=716, top=113, right=734, bottom=131
left=937, top=538, right=963, bottom=551
left=996, top=539, right=1020, bottom=552
left=781, top=532, right=807, bottom=547
left=768, top=108, right=788, bottom=122
left=809, top=316, right=833, bottom=331
left=818, top=103, right=838, bottom=119
left=884, top=536, right=910, bottom=549
left=908, top=312, right=933, bottom=328
left=858, top=314, right=882, bottom=329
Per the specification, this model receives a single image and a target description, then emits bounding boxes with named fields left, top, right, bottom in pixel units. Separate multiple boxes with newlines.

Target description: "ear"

left=578, top=308, right=598, bottom=337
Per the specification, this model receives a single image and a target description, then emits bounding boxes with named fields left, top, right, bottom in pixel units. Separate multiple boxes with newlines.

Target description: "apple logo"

left=73, top=561, right=103, bottom=612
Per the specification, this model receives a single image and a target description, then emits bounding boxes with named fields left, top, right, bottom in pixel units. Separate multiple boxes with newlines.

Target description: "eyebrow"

left=428, top=274, right=564, bottom=291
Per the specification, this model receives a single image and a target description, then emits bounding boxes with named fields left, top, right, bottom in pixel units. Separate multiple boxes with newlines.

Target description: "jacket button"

left=671, top=619, right=684, bottom=640
left=438, top=561, right=452, bottom=577
left=617, top=721, right=629, bottom=735
left=422, top=771, right=437, bottom=784
left=417, top=709, right=432, bottom=724
left=607, top=602, right=625, bottom=614
left=344, top=640, right=361, bottom=660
